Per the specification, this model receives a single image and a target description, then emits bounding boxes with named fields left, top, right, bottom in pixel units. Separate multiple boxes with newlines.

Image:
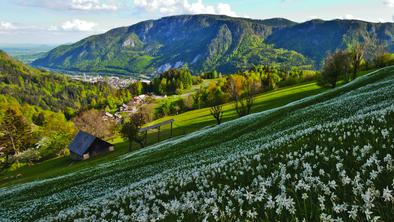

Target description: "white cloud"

left=134, top=0, right=238, bottom=17
left=18, top=0, right=119, bottom=11
left=383, top=0, right=394, bottom=7
left=48, top=25, right=59, bottom=31
left=344, top=14, right=355, bottom=20
left=307, top=15, right=320, bottom=20
left=60, top=19, right=98, bottom=31
left=0, top=19, right=100, bottom=34
left=70, top=0, right=118, bottom=11
left=216, top=3, right=237, bottom=17
left=0, top=21, right=18, bottom=30
left=337, top=14, right=361, bottom=21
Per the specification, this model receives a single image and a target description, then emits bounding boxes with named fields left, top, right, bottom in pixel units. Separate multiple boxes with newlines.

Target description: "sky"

left=0, top=0, right=393, bottom=45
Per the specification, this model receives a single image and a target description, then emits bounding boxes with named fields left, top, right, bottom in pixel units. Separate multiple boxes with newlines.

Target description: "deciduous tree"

left=130, top=81, right=143, bottom=96
left=73, top=109, right=115, bottom=139
left=319, top=51, right=351, bottom=88
left=227, top=75, right=256, bottom=117
left=346, top=39, right=365, bottom=80
left=120, top=112, right=146, bottom=151
left=207, top=84, right=226, bottom=125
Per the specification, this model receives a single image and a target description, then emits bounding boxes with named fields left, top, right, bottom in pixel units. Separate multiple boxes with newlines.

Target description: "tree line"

left=319, top=36, right=392, bottom=88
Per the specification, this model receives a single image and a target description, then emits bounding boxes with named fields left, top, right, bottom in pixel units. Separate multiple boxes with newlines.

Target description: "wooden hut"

left=69, top=131, right=114, bottom=160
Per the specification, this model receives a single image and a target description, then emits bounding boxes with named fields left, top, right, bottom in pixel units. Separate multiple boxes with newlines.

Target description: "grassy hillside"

left=0, top=81, right=324, bottom=187
left=0, top=67, right=393, bottom=221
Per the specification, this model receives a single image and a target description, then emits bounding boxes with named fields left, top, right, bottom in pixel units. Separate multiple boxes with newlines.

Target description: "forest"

left=0, top=50, right=131, bottom=170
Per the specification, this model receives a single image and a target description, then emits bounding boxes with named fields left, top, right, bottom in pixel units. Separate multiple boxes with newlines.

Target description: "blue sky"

left=0, top=0, right=393, bottom=45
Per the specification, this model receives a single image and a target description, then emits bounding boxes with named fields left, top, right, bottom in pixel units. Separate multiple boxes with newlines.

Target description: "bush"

left=13, top=148, right=41, bottom=164
left=35, top=133, right=73, bottom=160
left=192, top=76, right=203, bottom=85
left=155, top=98, right=189, bottom=118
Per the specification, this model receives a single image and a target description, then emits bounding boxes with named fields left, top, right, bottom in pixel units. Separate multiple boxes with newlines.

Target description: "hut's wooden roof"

left=69, top=131, right=97, bottom=156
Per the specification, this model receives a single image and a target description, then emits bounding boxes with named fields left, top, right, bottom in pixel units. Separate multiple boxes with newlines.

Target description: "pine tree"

left=0, top=108, right=32, bottom=161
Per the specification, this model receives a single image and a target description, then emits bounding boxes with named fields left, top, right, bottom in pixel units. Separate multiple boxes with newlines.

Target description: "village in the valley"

left=70, top=73, right=151, bottom=89
left=103, top=94, right=150, bottom=122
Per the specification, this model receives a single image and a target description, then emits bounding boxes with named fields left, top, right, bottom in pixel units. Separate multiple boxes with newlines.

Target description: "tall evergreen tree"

left=0, top=108, right=33, bottom=161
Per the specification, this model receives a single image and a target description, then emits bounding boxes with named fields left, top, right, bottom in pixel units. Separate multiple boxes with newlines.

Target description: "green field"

left=0, top=67, right=393, bottom=221
left=0, top=81, right=323, bottom=187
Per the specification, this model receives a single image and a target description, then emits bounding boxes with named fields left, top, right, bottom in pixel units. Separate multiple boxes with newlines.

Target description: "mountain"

left=266, top=19, right=394, bottom=64
left=33, top=15, right=394, bottom=76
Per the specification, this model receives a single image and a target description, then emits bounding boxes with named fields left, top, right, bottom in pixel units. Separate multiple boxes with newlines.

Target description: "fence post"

left=170, top=121, right=173, bottom=137
left=157, top=126, right=160, bottom=142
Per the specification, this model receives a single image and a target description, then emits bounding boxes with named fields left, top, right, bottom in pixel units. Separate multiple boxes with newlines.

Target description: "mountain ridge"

left=33, top=14, right=394, bottom=76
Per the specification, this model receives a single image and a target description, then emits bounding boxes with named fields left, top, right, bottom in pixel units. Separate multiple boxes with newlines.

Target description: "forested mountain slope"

left=265, top=19, right=394, bottom=64
left=33, top=15, right=394, bottom=75
left=0, top=50, right=130, bottom=118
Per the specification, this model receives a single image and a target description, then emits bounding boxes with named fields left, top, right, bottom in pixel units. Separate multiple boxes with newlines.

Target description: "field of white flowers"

left=1, top=67, right=394, bottom=221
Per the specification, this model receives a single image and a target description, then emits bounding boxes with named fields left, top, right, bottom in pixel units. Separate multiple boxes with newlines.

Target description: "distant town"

left=69, top=74, right=151, bottom=89
left=35, top=66, right=152, bottom=89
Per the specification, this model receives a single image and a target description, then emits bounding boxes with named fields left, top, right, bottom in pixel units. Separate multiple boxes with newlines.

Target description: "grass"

left=147, top=82, right=324, bottom=137
left=0, top=81, right=324, bottom=187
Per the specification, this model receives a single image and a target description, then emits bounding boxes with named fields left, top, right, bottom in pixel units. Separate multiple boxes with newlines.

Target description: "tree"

left=0, top=108, right=32, bottom=163
left=73, top=109, right=115, bottom=139
left=193, top=89, right=203, bottom=109
left=32, top=112, right=45, bottom=126
left=212, top=70, right=219, bottom=79
left=365, top=36, right=388, bottom=68
left=210, top=105, right=223, bottom=125
left=179, top=66, right=193, bottom=89
left=120, top=112, right=146, bottom=152
left=364, top=34, right=388, bottom=68
left=258, top=66, right=281, bottom=90
left=130, top=81, right=143, bottom=96
left=158, top=78, right=167, bottom=95
left=207, top=85, right=226, bottom=125
left=40, top=111, right=76, bottom=158
left=319, top=51, right=352, bottom=88
left=237, top=77, right=256, bottom=117
left=227, top=75, right=255, bottom=117
left=175, top=80, right=184, bottom=95
left=346, top=39, right=365, bottom=80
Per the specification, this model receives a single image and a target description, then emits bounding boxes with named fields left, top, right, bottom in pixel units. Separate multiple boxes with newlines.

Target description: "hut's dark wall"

left=70, top=151, right=86, bottom=161
left=88, top=139, right=113, bottom=157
